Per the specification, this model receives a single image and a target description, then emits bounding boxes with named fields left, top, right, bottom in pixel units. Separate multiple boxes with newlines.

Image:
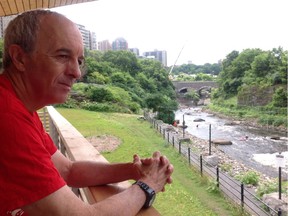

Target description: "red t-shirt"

left=0, top=74, right=66, bottom=215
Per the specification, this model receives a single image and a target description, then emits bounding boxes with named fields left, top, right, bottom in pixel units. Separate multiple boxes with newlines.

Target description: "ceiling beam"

left=0, top=0, right=97, bottom=17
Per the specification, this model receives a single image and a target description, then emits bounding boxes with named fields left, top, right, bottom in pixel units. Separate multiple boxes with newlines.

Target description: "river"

left=175, top=108, right=288, bottom=178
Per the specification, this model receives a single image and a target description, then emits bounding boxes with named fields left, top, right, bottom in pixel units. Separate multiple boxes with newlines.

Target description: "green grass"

left=57, top=108, right=248, bottom=216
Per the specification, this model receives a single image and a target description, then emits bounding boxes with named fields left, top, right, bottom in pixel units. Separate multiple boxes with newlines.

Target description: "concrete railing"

left=38, top=106, right=160, bottom=215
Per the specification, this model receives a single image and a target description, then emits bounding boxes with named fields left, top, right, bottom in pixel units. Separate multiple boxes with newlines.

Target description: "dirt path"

left=87, top=135, right=121, bottom=153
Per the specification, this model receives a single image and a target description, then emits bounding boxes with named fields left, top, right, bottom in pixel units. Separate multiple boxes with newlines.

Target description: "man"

left=0, top=10, right=173, bottom=215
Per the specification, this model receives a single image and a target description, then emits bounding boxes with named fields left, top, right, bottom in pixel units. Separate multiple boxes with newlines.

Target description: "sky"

left=52, top=0, right=288, bottom=66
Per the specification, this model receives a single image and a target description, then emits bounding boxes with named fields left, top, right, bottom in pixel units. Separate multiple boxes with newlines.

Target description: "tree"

left=87, top=72, right=109, bottom=84
left=136, top=73, right=157, bottom=93
left=218, top=49, right=263, bottom=97
left=194, top=73, right=213, bottom=81
left=272, top=87, right=287, bottom=107
left=185, top=90, right=200, bottom=105
left=102, top=50, right=140, bottom=76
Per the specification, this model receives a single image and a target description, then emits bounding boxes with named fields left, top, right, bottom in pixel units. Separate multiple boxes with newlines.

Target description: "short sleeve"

left=0, top=112, right=66, bottom=213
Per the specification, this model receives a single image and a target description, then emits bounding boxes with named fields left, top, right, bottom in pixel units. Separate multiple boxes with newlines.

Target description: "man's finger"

left=152, top=151, right=160, bottom=158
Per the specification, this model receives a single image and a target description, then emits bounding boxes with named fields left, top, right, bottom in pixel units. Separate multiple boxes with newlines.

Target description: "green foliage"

left=217, top=47, right=287, bottom=100
left=209, top=47, right=287, bottom=130
left=145, top=94, right=178, bottom=124
left=174, top=72, right=215, bottom=81
left=258, top=115, right=287, bottom=127
left=80, top=101, right=131, bottom=113
left=235, top=171, right=260, bottom=186
left=68, top=49, right=178, bottom=118
left=102, top=50, right=140, bottom=76
left=256, top=180, right=278, bottom=198
left=55, top=97, right=79, bottom=109
left=272, top=87, right=287, bottom=107
left=185, top=89, right=200, bottom=105
left=194, top=73, right=213, bottom=81
left=170, top=62, right=221, bottom=75
left=88, top=86, right=114, bottom=102
left=219, top=163, right=233, bottom=174
left=157, top=109, right=175, bottom=124
left=87, top=71, right=109, bottom=84
left=72, top=82, right=90, bottom=93
left=206, top=179, right=220, bottom=194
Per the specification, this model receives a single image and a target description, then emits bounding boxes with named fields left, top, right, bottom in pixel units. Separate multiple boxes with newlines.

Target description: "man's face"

left=24, top=14, right=84, bottom=106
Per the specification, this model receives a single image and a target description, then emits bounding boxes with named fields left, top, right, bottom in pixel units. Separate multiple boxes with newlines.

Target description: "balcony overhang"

left=0, top=0, right=98, bottom=17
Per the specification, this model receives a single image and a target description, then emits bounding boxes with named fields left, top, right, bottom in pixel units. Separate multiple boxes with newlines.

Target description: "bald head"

left=3, top=9, right=81, bottom=69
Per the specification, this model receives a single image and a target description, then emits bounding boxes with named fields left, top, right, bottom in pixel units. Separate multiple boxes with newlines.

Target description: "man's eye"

left=78, top=59, right=85, bottom=67
left=59, top=55, right=69, bottom=60
left=55, top=55, right=70, bottom=63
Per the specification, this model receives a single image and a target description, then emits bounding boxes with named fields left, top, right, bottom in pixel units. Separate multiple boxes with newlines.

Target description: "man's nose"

left=67, top=59, right=82, bottom=79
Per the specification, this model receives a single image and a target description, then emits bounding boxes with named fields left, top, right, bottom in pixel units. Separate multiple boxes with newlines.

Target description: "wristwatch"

left=133, top=181, right=156, bottom=208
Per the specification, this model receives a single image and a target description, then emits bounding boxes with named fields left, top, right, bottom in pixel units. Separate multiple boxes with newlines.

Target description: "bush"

left=256, top=180, right=278, bottom=198
left=56, top=97, right=78, bottom=108
left=272, top=87, right=287, bottom=107
left=219, top=163, right=233, bottom=174
left=235, top=170, right=260, bottom=186
left=88, top=86, right=114, bottom=102
left=127, top=102, right=141, bottom=114
left=258, top=115, right=287, bottom=127
left=206, top=179, right=220, bottom=194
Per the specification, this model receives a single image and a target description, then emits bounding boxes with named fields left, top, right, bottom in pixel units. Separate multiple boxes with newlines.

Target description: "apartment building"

left=98, top=40, right=112, bottom=51
left=76, top=24, right=97, bottom=50
left=112, top=37, right=128, bottom=51
left=143, top=50, right=167, bottom=66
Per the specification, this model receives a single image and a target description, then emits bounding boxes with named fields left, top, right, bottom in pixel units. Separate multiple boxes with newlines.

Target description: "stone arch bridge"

left=172, top=81, right=218, bottom=95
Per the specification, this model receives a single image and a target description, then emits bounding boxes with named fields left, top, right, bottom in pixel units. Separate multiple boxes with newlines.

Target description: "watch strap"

left=133, top=181, right=156, bottom=208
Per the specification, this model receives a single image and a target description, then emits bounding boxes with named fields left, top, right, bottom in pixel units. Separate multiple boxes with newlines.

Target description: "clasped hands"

left=133, top=151, right=174, bottom=193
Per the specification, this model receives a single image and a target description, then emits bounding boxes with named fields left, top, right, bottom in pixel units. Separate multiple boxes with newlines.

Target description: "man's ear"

left=8, top=44, right=27, bottom=71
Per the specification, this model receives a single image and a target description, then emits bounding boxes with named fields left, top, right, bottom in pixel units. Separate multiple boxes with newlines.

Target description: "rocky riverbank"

left=177, top=105, right=287, bottom=190
left=177, top=126, right=288, bottom=214
left=183, top=130, right=273, bottom=185
left=203, top=107, right=287, bottom=135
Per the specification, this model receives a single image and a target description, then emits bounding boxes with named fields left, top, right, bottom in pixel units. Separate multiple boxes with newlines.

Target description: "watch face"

left=149, top=193, right=156, bottom=206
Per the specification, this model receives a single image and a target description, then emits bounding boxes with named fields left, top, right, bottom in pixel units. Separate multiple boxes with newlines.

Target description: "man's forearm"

left=66, top=161, right=138, bottom=187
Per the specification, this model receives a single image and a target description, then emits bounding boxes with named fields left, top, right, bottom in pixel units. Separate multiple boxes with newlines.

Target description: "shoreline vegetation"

left=204, top=98, right=287, bottom=135
left=204, top=107, right=287, bottom=135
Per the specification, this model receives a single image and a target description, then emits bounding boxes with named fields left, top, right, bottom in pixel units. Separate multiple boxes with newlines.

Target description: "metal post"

left=200, top=155, right=203, bottom=176
left=216, top=166, right=219, bottom=187
left=241, top=183, right=244, bottom=208
left=276, top=153, right=284, bottom=200
left=179, top=141, right=181, bottom=154
left=278, top=208, right=282, bottom=216
left=188, top=148, right=191, bottom=165
left=279, top=167, right=282, bottom=200
left=209, top=124, right=212, bottom=155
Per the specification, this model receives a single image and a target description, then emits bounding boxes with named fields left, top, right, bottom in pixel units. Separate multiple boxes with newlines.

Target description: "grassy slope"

left=57, top=108, right=247, bottom=216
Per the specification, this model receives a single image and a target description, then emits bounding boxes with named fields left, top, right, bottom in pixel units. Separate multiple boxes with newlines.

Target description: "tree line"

left=214, top=47, right=287, bottom=107
left=66, top=49, right=178, bottom=124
